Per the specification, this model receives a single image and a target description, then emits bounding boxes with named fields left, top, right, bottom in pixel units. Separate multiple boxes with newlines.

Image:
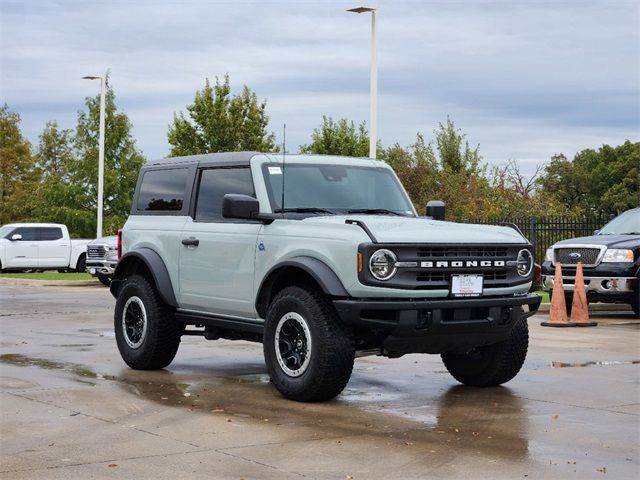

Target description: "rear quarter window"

left=137, top=168, right=189, bottom=212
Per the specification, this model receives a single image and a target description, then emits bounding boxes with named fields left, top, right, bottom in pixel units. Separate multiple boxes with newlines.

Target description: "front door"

left=179, top=166, right=262, bottom=318
left=4, top=227, right=39, bottom=268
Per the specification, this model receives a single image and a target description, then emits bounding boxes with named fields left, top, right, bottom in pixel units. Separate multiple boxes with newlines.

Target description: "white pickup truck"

left=0, top=223, right=91, bottom=272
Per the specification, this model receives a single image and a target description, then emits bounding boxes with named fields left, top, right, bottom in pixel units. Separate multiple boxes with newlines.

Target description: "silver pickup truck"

left=86, top=236, right=118, bottom=286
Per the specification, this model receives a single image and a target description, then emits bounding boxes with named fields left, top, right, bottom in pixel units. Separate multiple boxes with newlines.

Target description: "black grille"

left=87, top=245, right=107, bottom=259
left=416, top=270, right=508, bottom=283
left=555, top=247, right=601, bottom=266
left=417, top=247, right=509, bottom=258
left=358, top=243, right=531, bottom=290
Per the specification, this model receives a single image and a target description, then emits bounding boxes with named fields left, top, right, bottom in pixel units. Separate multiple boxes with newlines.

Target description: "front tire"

left=263, top=286, right=355, bottom=402
left=98, top=275, right=111, bottom=287
left=114, top=275, right=182, bottom=370
left=75, top=254, right=86, bottom=273
left=442, top=316, right=529, bottom=387
left=632, top=275, right=639, bottom=318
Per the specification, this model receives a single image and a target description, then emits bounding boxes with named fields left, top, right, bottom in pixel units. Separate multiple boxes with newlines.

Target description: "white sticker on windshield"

left=268, top=166, right=282, bottom=175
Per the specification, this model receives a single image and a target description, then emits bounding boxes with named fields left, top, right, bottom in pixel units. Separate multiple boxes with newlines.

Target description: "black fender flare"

left=256, top=256, right=349, bottom=316
left=110, top=248, right=177, bottom=307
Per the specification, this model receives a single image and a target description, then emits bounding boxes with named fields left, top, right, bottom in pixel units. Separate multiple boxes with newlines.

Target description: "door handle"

left=181, top=237, right=199, bottom=247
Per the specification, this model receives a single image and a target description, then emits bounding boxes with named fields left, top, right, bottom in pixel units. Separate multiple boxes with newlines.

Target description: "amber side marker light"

left=357, top=253, right=363, bottom=273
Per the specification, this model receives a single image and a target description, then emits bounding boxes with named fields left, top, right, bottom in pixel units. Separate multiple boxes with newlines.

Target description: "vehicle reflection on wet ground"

left=1, top=284, right=638, bottom=479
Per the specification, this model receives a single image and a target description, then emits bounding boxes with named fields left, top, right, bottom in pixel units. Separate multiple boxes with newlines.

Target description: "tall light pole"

left=82, top=75, right=106, bottom=238
left=347, top=6, right=377, bottom=159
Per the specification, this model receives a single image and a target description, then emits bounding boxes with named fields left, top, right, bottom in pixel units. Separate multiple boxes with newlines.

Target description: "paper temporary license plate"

left=451, top=274, right=483, bottom=297
left=89, top=268, right=96, bottom=274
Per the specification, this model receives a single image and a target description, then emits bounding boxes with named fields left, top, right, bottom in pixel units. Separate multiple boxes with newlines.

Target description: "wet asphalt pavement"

left=0, top=283, right=638, bottom=479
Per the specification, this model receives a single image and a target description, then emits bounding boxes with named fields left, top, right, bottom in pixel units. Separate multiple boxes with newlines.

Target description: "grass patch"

left=0, top=272, right=95, bottom=281
left=534, top=290, right=550, bottom=303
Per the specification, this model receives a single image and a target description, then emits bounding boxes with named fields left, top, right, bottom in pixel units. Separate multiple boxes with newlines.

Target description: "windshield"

left=262, top=163, right=415, bottom=216
left=0, top=226, right=15, bottom=238
left=598, top=209, right=640, bottom=235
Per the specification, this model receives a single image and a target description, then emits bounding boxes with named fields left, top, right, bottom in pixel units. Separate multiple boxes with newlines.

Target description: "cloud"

left=1, top=0, right=638, bottom=177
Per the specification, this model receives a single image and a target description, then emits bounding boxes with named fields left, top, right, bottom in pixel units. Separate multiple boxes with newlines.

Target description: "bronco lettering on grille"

left=419, top=260, right=506, bottom=268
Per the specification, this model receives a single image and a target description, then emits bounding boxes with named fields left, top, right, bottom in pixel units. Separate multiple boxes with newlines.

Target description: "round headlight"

left=516, top=249, right=534, bottom=277
left=369, top=249, right=397, bottom=281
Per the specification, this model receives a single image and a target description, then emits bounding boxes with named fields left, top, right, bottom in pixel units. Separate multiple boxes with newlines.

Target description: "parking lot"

left=1, top=282, right=638, bottom=479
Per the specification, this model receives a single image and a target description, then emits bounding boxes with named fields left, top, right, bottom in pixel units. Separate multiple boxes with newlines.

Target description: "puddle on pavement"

left=550, top=360, right=640, bottom=368
left=0, top=353, right=110, bottom=382
left=0, top=352, right=531, bottom=459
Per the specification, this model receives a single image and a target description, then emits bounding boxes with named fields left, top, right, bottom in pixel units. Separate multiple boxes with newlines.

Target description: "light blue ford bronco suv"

left=111, top=152, right=540, bottom=402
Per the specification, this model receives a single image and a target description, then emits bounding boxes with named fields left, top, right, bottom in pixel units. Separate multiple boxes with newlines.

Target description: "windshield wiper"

left=347, top=208, right=403, bottom=216
left=274, top=207, right=335, bottom=214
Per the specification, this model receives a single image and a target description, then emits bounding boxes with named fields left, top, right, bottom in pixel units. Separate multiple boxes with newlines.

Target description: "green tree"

left=379, top=119, right=491, bottom=218
left=537, top=141, right=639, bottom=214
left=32, top=121, right=77, bottom=229
left=35, top=120, right=75, bottom=179
left=168, top=75, right=277, bottom=156
left=32, top=78, right=145, bottom=237
left=0, top=104, right=38, bottom=224
left=299, top=116, right=377, bottom=157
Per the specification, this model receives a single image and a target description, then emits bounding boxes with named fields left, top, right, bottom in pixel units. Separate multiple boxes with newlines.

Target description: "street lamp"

left=347, top=5, right=377, bottom=159
left=82, top=75, right=106, bottom=238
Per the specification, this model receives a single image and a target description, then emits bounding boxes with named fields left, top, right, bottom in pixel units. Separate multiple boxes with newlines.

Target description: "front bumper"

left=333, top=294, right=541, bottom=356
left=86, top=261, right=117, bottom=277
left=541, top=274, right=635, bottom=294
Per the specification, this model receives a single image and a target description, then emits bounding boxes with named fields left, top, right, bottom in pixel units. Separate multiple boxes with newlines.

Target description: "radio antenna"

left=281, top=123, right=286, bottom=216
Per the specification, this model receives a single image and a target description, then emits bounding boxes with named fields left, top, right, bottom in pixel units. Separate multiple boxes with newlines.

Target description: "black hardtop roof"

left=146, top=151, right=263, bottom=167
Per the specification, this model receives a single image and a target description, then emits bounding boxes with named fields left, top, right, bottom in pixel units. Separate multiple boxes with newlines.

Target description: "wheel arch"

left=256, top=256, right=349, bottom=318
left=110, top=248, right=177, bottom=307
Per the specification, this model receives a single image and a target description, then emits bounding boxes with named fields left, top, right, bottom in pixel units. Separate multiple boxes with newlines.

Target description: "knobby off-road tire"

left=441, top=316, right=529, bottom=387
left=114, top=274, right=182, bottom=370
left=263, top=286, right=355, bottom=402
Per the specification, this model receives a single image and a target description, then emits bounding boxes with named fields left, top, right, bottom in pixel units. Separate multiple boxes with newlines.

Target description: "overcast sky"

left=1, top=0, right=638, bottom=176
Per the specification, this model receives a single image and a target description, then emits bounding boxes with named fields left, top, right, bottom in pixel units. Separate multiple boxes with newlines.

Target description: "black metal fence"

left=460, top=214, right=614, bottom=263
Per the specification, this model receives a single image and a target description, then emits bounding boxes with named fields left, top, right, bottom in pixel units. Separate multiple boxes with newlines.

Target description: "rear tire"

left=263, top=286, right=355, bottom=402
left=114, top=274, right=182, bottom=370
left=442, top=316, right=529, bottom=387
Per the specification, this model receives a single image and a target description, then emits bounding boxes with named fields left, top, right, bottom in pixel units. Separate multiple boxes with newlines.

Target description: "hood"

left=301, top=215, right=528, bottom=244
left=554, top=234, right=640, bottom=250
left=88, top=236, right=118, bottom=246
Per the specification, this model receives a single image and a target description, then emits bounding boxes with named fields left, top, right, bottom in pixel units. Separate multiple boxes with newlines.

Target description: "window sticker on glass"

left=268, top=166, right=282, bottom=175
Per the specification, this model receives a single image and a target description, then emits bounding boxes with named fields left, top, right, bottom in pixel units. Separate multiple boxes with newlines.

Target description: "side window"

left=40, top=227, right=63, bottom=241
left=137, top=168, right=188, bottom=212
left=11, top=227, right=38, bottom=241
left=195, top=167, right=255, bottom=221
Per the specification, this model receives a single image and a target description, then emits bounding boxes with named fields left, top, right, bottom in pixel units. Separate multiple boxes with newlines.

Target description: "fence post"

left=529, top=217, right=538, bottom=259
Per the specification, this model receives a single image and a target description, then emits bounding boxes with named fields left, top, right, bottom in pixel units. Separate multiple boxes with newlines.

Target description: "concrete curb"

left=0, top=277, right=100, bottom=287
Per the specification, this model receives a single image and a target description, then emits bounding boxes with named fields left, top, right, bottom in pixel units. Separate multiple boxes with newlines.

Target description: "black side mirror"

left=425, top=200, right=446, bottom=221
left=222, top=194, right=260, bottom=220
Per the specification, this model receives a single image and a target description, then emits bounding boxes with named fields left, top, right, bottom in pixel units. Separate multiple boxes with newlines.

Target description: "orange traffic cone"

left=570, top=262, right=597, bottom=327
left=541, top=262, right=574, bottom=327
